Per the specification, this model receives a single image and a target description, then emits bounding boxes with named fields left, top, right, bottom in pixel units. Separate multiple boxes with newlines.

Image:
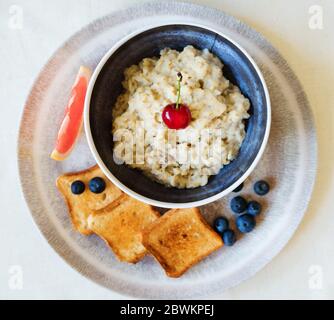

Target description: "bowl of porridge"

left=84, top=24, right=271, bottom=208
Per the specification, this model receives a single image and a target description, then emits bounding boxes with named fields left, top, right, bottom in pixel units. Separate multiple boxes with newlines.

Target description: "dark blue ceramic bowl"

left=84, top=24, right=271, bottom=208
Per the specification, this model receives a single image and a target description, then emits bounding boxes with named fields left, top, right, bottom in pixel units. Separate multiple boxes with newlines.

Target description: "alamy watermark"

left=112, top=123, right=228, bottom=168
left=308, top=265, right=323, bottom=290
left=8, top=265, right=23, bottom=290
left=8, top=5, right=24, bottom=30
left=308, top=5, right=323, bottom=30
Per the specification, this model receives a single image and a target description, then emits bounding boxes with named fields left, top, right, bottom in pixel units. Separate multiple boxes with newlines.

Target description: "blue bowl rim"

left=84, top=22, right=271, bottom=209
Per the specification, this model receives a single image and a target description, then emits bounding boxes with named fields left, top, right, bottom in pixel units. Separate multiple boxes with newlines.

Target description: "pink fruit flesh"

left=50, top=66, right=91, bottom=161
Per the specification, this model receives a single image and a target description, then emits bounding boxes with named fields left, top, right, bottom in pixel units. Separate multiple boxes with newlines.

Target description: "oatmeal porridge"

left=112, top=45, right=250, bottom=188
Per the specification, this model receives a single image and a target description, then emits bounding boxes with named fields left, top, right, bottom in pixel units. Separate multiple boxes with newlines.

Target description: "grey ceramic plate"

left=18, top=2, right=317, bottom=299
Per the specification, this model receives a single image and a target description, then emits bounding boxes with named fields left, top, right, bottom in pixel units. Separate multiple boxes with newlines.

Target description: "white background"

left=0, top=0, right=333, bottom=299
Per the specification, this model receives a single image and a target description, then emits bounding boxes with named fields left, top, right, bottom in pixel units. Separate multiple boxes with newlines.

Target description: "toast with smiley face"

left=56, top=165, right=124, bottom=235
left=56, top=165, right=160, bottom=263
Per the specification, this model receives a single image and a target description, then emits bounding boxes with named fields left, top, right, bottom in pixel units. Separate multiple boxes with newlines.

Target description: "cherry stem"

left=175, top=72, right=183, bottom=110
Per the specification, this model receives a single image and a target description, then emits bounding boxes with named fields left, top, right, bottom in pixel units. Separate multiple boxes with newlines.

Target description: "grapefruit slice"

left=50, top=66, right=92, bottom=161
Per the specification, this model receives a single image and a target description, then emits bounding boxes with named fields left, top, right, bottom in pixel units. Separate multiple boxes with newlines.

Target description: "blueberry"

left=222, top=229, right=236, bottom=246
left=236, top=214, right=256, bottom=233
left=214, top=217, right=229, bottom=234
left=233, top=182, right=244, bottom=193
left=71, top=180, right=85, bottom=195
left=247, top=201, right=262, bottom=216
left=230, top=196, right=247, bottom=214
left=89, top=177, right=106, bottom=194
left=254, top=180, right=270, bottom=196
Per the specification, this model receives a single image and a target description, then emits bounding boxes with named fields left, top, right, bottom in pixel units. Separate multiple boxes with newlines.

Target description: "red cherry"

left=162, top=103, right=192, bottom=129
left=162, top=72, right=191, bottom=129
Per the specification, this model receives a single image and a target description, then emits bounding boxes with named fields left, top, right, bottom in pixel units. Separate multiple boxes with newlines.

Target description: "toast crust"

left=142, top=208, right=223, bottom=277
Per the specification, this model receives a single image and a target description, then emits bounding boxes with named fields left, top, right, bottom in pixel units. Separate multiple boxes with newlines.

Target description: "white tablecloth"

left=0, top=0, right=333, bottom=299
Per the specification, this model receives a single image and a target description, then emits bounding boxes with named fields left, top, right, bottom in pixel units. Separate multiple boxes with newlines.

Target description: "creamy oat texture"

left=112, top=45, right=250, bottom=188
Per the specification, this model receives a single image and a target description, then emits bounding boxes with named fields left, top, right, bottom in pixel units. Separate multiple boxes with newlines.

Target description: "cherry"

left=162, top=72, right=191, bottom=130
left=162, top=103, right=192, bottom=129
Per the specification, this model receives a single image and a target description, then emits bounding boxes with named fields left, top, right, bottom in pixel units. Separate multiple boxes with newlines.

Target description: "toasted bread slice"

left=88, top=195, right=160, bottom=263
left=56, top=165, right=123, bottom=235
left=142, top=208, right=223, bottom=277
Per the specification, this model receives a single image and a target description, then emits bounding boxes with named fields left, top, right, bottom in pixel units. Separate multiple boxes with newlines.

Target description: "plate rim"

left=17, top=1, right=318, bottom=299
